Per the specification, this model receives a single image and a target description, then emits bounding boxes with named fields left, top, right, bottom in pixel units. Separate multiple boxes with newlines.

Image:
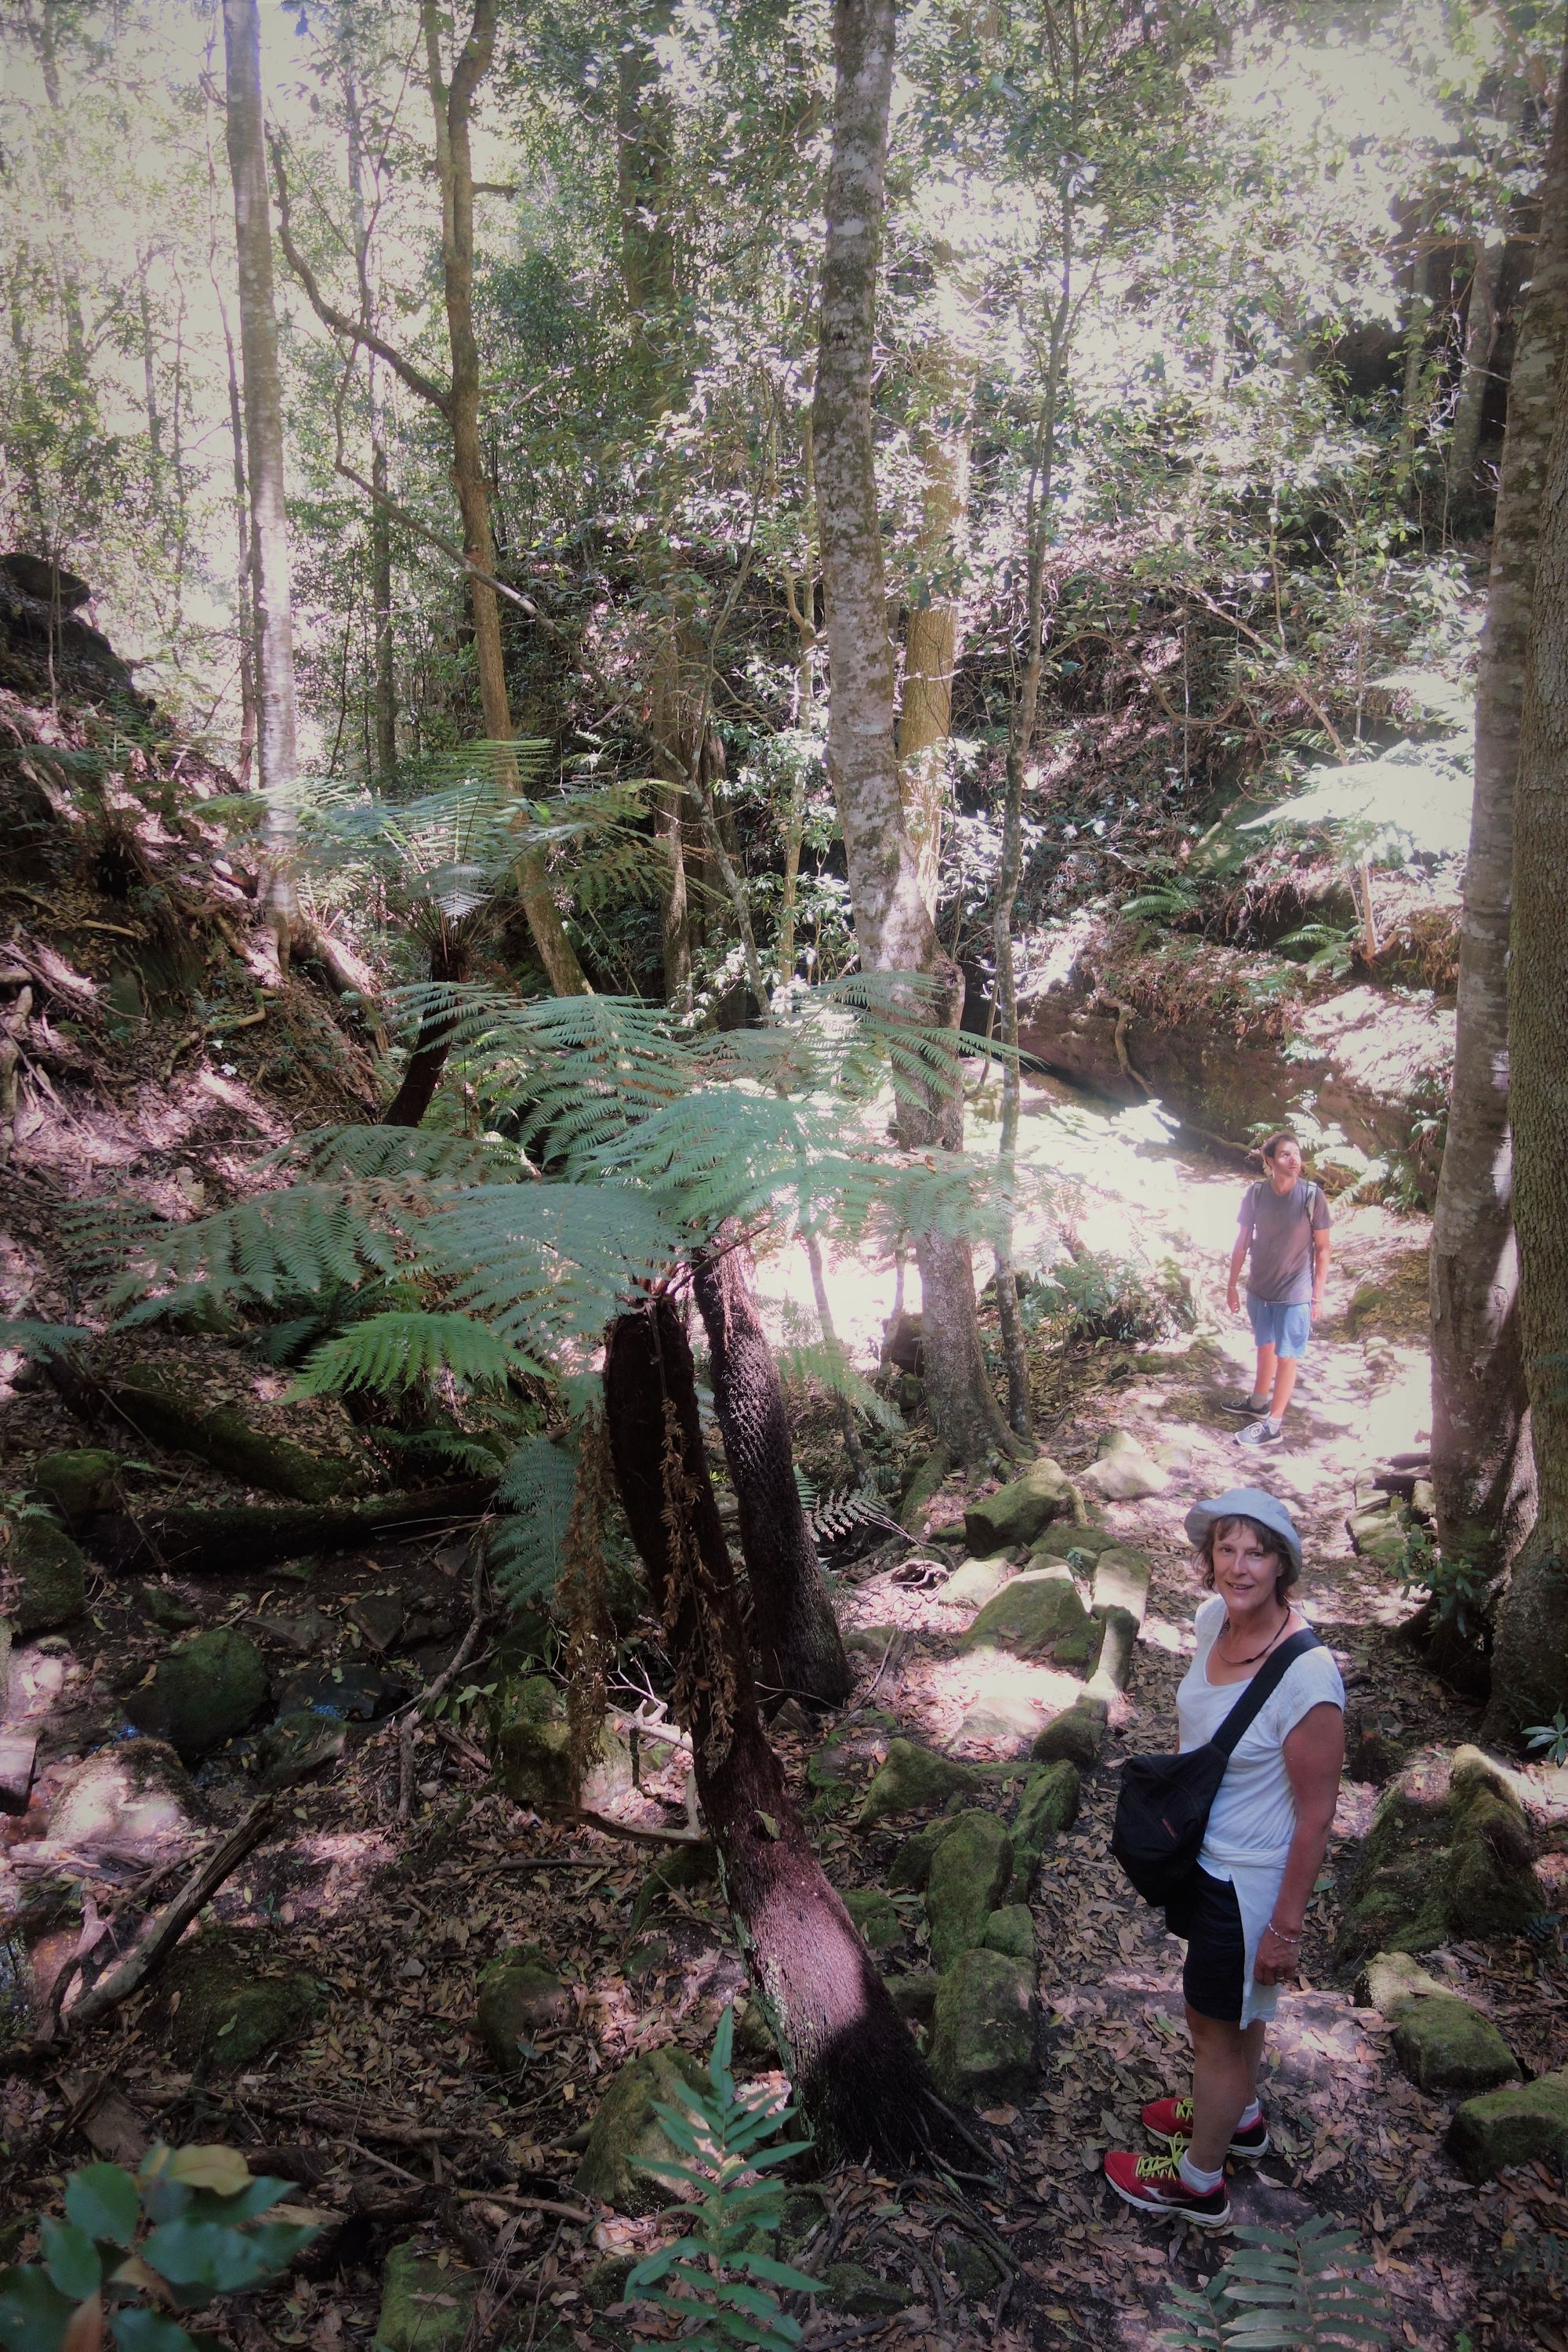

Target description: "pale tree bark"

left=814, top=0, right=1010, bottom=1465
left=343, top=56, right=397, bottom=777
left=1448, top=226, right=1504, bottom=498
left=1429, top=45, right=1568, bottom=1599
left=222, top=0, right=299, bottom=960
left=1484, top=293, right=1568, bottom=1744
left=897, top=391, right=968, bottom=916
left=778, top=416, right=820, bottom=986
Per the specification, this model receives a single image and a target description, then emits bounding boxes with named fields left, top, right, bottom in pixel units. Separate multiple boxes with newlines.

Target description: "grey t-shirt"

left=1238, top=1178, right=1330, bottom=1306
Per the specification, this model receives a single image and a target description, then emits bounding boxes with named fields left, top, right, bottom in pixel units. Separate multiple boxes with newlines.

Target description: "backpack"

left=1111, top=1628, right=1323, bottom=1906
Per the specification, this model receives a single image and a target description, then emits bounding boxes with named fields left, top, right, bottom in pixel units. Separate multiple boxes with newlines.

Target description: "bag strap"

left=1210, top=1628, right=1322, bottom=1760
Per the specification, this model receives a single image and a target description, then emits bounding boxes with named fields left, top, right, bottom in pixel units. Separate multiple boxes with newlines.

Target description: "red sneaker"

left=1142, top=2095, right=1269, bottom=2160
left=1104, top=2149, right=1230, bottom=2227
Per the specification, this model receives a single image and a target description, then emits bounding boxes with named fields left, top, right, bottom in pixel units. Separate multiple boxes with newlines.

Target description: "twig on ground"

left=453, top=2187, right=593, bottom=2225
left=543, top=1806, right=708, bottom=1848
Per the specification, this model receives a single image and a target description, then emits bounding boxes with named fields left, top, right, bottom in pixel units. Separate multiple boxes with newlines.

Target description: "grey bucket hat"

left=1183, top=1486, right=1303, bottom=1577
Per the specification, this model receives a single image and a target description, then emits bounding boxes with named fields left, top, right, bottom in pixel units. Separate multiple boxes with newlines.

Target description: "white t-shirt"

left=1177, top=1594, right=1345, bottom=1873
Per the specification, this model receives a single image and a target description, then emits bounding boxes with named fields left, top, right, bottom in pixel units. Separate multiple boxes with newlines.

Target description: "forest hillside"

left=2, top=5, right=1568, bottom=2351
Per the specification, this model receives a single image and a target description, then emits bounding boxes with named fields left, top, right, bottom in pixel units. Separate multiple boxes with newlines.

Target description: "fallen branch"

left=453, top=2187, right=593, bottom=2225
left=82, top=1477, right=498, bottom=1575
left=543, top=1806, right=708, bottom=1849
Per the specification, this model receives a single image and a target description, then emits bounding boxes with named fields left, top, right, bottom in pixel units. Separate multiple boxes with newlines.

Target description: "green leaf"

left=65, top=2165, right=140, bottom=2250
left=0, top=2265, right=79, bottom=2351
left=111, top=2312, right=199, bottom=2351
left=39, top=2218, right=100, bottom=2303
left=141, top=2218, right=313, bottom=2295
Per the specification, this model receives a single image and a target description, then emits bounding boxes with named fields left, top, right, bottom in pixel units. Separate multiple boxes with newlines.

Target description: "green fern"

left=625, top=2005, right=819, bottom=2352
left=1161, top=2218, right=1390, bottom=2351
left=488, top=1434, right=579, bottom=1611
left=290, top=1309, right=535, bottom=1398
left=0, top=1318, right=94, bottom=1360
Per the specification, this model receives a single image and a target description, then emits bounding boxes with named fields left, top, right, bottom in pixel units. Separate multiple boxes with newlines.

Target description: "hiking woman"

left=1104, top=1489, right=1345, bottom=2227
left=1222, top=1131, right=1331, bottom=1450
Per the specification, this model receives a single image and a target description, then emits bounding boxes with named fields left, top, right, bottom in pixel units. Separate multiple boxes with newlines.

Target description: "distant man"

left=1221, top=1133, right=1330, bottom=1450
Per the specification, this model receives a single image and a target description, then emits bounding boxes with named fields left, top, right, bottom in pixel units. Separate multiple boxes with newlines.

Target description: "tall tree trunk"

left=1448, top=227, right=1504, bottom=499
left=344, top=60, right=397, bottom=777
left=898, top=373, right=969, bottom=917
left=651, top=631, right=694, bottom=1014
left=222, top=0, right=299, bottom=960
left=1429, top=47, right=1568, bottom=1598
left=1483, top=292, right=1568, bottom=1744
left=602, top=1296, right=957, bottom=2162
left=813, top=0, right=1009, bottom=1464
left=383, top=932, right=470, bottom=1127
left=219, top=296, right=258, bottom=786
left=421, top=0, right=586, bottom=996
left=692, top=1236, right=852, bottom=1708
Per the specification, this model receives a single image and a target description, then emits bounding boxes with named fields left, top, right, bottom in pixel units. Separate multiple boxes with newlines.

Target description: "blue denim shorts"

left=1247, top=1296, right=1312, bottom=1359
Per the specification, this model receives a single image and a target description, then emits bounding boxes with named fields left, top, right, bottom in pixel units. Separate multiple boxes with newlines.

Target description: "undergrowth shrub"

left=1025, top=1247, right=1192, bottom=1345
left=1160, top=2215, right=1389, bottom=2350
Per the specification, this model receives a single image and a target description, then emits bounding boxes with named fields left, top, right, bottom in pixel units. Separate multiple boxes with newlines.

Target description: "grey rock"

left=961, top=1569, right=1099, bottom=1672
left=963, top=1457, right=1073, bottom=1553
left=926, top=1810, right=1012, bottom=1969
left=928, top=1949, right=1036, bottom=2103
left=1030, top=1698, right=1107, bottom=1769
left=857, top=1739, right=979, bottom=1826
left=1080, top=1430, right=1169, bottom=1501
left=574, top=2045, right=708, bottom=2215
left=126, top=1627, right=268, bottom=1760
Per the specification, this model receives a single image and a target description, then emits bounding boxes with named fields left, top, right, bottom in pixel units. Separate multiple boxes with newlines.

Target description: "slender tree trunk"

left=898, top=353, right=969, bottom=919
left=813, top=0, right=1009, bottom=1464
left=1429, top=47, right=1568, bottom=1598
left=651, top=631, right=694, bottom=1013
left=693, top=1236, right=852, bottom=1708
left=219, top=297, right=258, bottom=786
left=1483, top=295, right=1568, bottom=1743
left=420, top=0, right=586, bottom=996
left=602, top=1297, right=958, bottom=2162
left=778, top=422, right=819, bottom=986
left=344, top=61, right=397, bottom=777
left=1449, top=227, right=1504, bottom=498
left=383, top=932, right=469, bottom=1127
left=222, top=0, right=299, bottom=959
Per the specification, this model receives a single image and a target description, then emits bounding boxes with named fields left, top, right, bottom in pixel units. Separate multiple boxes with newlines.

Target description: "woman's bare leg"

left=1186, top=2006, right=1268, bottom=2171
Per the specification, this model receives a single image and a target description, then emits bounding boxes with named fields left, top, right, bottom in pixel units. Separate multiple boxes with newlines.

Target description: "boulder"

left=1446, top=1748, right=1546, bottom=1936
left=982, top=1904, right=1036, bottom=1962
left=256, top=1708, right=346, bottom=1792
left=962, top=1458, right=1072, bottom=1553
left=1032, top=1523, right=1119, bottom=1563
left=490, top=1675, right=633, bottom=1813
left=1389, top=1994, right=1519, bottom=2095
left=1091, top=1548, right=1151, bottom=1628
left=731, top=1998, right=779, bottom=2067
left=1088, top=1604, right=1139, bottom=1700
left=48, top=1739, right=198, bottom=1862
left=927, top=1949, right=1036, bottom=2103
left=165, top=1944, right=320, bottom=2069
left=1008, top=1759, right=1080, bottom=1900
left=943, top=1556, right=1015, bottom=1612
left=31, top=1449, right=120, bottom=1528
left=1346, top=1707, right=1407, bottom=1785
left=926, top=1811, right=1012, bottom=1969
left=841, top=1888, right=903, bottom=1951
left=822, top=2264, right=913, bottom=2318
left=574, top=2045, right=708, bottom=2215
left=373, top=2241, right=477, bottom=2352
left=1359, top=1950, right=1443, bottom=2013
left=887, top=1818, right=960, bottom=1893
left=1080, top=1430, right=1169, bottom=1501
left=476, top=1949, right=572, bottom=2065
left=1448, top=2069, right=1568, bottom=2183
left=961, top=1569, right=1099, bottom=1672
left=948, top=1687, right=1044, bottom=1755
left=10, top=1518, right=87, bottom=1635
left=126, top=1627, right=269, bottom=1760
left=1340, top=1744, right=1545, bottom=1958
left=350, top=1590, right=407, bottom=1653
left=1031, top=1698, right=1107, bottom=1769
left=884, top=1972, right=939, bottom=2026
left=1345, top=1503, right=1408, bottom=1569
left=858, top=1740, right=979, bottom=1826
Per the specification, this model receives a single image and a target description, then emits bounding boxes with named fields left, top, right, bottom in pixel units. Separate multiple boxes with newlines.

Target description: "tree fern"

left=290, top=1310, right=535, bottom=1397
left=1161, top=2219, right=1390, bottom=2352
left=488, top=1434, right=579, bottom=1611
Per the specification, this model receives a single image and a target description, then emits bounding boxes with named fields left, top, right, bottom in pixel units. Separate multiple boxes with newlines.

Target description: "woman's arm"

left=1254, top=1701, right=1345, bottom=1985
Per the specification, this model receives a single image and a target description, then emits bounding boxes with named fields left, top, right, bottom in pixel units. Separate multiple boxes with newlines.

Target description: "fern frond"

left=775, top=1341, right=901, bottom=1432
left=488, top=1434, right=579, bottom=1611
left=291, top=1310, right=535, bottom=1398
left=0, top=1318, right=94, bottom=1359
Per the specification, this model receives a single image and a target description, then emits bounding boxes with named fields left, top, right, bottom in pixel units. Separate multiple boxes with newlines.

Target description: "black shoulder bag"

left=1111, top=1628, right=1322, bottom=1907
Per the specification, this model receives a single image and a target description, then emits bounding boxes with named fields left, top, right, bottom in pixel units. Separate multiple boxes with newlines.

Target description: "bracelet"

left=1265, top=1922, right=1303, bottom=1943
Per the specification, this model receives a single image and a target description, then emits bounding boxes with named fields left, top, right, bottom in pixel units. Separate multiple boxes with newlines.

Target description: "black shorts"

left=1176, top=1867, right=1247, bottom=2024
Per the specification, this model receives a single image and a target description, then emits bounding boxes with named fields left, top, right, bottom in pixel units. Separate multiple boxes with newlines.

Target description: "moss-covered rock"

left=256, top=1708, right=346, bottom=1792
left=949, top=1686, right=1046, bottom=1755
left=1030, top=1698, right=1107, bottom=1769
left=821, top=2263, right=913, bottom=2317
left=927, top=1948, right=1036, bottom=2103
left=126, top=1626, right=268, bottom=1759
left=884, top=1972, right=939, bottom=2025
left=1389, top=1993, right=1519, bottom=2094
left=165, top=1945, right=320, bottom=2069
left=373, top=2242, right=477, bottom=2351
left=926, top=1811, right=1012, bottom=1969
left=943, top=1556, right=1016, bottom=1611
left=857, top=1739, right=979, bottom=1826
left=1008, top=1759, right=1080, bottom=1900
left=1338, top=1746, right=1541, bottom=1959
left=962, top=1458, right=1072, bottom=1553
left=476, top=1948, right=572, bottom=2066
left=629, top=1841, right=718, bottom=1933
left=841, top=1888, right=903, bottom=1951
left=961, top=1568, right=1099, bottom=1671
left=1359, top=1950, right=1443, bottom=2012
left=1091, top=1548, right=1151, bottom=1627
left=1345, top=1501, right=1408, bottom=1569
left=9, top=1516, right=87, bottom=1634
left=887, top=1817, right=960, bottom=1892
left=1447, top=2068, right=1568, bottom=2183
left=982, top=1904, right=1036, bottom=1962
left=574, top=2045, right=708, bottom=2215
left=491, top=1676, right=633, bottom=1811
left=1446, top=1748, right=1546, bottom=1935
left=1087, top=1605, right=1138, bottom=1700
left=31, top=1448, right=120, bottom=1527
left=1081, top=1430, right=1169, bottom=1501
left=1031, top=1523, right=1118, bottom=1563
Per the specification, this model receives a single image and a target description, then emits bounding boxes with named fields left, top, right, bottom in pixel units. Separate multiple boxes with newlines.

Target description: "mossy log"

left=80, top=1479, right=498, bottom=1575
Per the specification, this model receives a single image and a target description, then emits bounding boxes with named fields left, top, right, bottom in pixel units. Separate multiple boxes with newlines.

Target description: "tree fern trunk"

left=603, top=1295, right=954, bottom=2164
left=692, top=1236, right=852, bottom=1708
left=383, top=935, right=469, bottom=1128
